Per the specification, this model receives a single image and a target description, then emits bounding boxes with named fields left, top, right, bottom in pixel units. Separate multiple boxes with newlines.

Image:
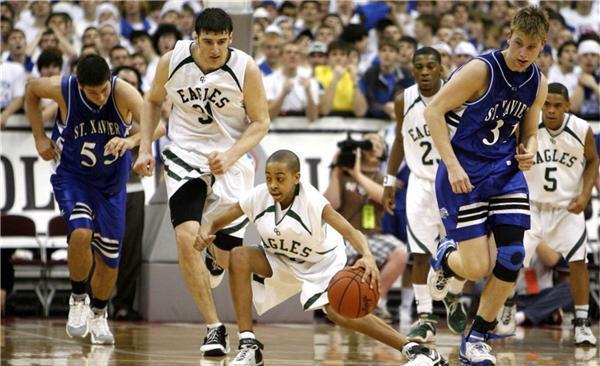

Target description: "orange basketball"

left=327, top=266, right=380, bottom=319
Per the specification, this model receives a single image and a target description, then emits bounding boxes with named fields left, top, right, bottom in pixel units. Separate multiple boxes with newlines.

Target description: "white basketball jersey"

left=165, top=41, right=251, bottom=155
left=401, top=83, right=442, bottom=181
left=525, top=113, right=589, bottom=205
left=239, top=182, right=342, bottom=264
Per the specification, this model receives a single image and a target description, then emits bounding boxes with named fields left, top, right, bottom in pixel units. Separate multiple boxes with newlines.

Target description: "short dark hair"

left=327, top=40, right=353, bottom=56
left=416, top=14, right=439, bottom=35
left=340, top=24, right=368, bottom=44
left=37, top=47, right=63, bottom=70
left=413, top=46, right=441, bottom=64
left=45, top=12, right=71, bottom=27
left=547, top=82, right=569, bottom=100
left=557, top=40, right=577, bottom=57
left=110, top=45, right=128, bottom=57
left=399, top=35, right=417, bottom=50
left=267, top=150, right=300, bottom=173
left=152, top=24, right=182, bottom=54
left=129, top=30, right=151, bottom=43
left=112, top=65, right=143, bottom=94
left=375, top=18, right=396, bottom=34
left=194, top=8, right=233, bottom=35
left=378, top=38, right=400, bottom=52
left=76, top=54, right=110, bottom=86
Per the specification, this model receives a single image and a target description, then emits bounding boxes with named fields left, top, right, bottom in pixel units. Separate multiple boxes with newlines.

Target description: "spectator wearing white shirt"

left=129, top=31, right=158, bottom=92
left=0, top=59, right=26, bottom=128
left=571, top=39, right=600, bottom=120
left=16, top=0, right=50, bottom=44
left=548, top=40, right=581, bottom=98
left=264, top=42, right=320, bottom=122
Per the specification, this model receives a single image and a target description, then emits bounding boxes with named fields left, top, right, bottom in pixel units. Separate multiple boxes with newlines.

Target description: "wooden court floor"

left=0, top=319, right=597, bottom=365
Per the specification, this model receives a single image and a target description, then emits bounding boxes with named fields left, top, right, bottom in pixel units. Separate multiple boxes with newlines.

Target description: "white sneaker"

left=460, top=332, right=496, bottom=366
left=88, top=310, right=115, bottom=345
left=573, top=318, right=597, bottom=346
left=66, top=294, right=90, bottom=338
left=427, top=268, right=450, bottom=301
left=402, top=342, right=447, bottom=365
left=495, top=304, right=516, bottom=335
left=229, top=338, right=264, bottom=366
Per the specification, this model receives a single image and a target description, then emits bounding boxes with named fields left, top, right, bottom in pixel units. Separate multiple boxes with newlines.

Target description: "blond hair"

left=510, top=6, right=549, bottom=41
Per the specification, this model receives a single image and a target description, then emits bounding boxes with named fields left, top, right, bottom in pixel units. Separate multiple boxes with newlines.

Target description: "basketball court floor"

left=1, top=319, right=597, bottom=365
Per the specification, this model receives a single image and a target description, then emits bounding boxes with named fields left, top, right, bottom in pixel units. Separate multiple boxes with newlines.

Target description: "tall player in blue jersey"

left=424, top=7, right=548, bottom=365
left=25, top=54, right=143, bottom=345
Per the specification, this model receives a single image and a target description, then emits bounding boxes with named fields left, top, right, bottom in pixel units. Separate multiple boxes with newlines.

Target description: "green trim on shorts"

left=303, top=290, right=327, bottom=310
left=221, top=218, right=249, bottom=235
left=407, top=221, right=432, bottom=256
left=164, top=164, right=183, bottom=181
left=565, top=230, right=587, bottom=262
left=287, top=209, right=312, bottom=235
left=163, top=149, right=197, bottom=172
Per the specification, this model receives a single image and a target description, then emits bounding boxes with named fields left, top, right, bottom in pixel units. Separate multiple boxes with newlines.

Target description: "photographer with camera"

left=324, top=133, right=408, bottom=321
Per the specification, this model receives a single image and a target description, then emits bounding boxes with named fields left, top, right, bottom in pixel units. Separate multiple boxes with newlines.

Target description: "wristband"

left=383, top=174, right=397, bottom=187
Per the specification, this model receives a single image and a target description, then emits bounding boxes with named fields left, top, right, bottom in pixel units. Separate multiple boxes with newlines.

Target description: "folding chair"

left=43, top=215, right=71, bottom=316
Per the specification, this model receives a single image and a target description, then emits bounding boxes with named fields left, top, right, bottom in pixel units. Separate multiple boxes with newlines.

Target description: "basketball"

left=327, top=266, right=380, bottom=319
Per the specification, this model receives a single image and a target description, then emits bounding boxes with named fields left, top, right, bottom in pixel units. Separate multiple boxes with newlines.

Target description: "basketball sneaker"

left=402, top=342, right=448, bottom=366
left=495, top=300, right=516, bottom=335
left=443, top=293, right=467, bottom=334
left=88, top=309, right=115, bottom=345
left=459, top=330, right=496, bottom=366
left=428, top=238, right=456, bottom=301
left=66, top=294, right=90, bottom=338
left=205, top=250, right=225, bottom=288
left=407, top=313, right=438, bottom=343
left=229, top=338, right=264, bottom=366
left=201, top=324, right=229, bottom=357
left=573, top=318, right=597, bottom=346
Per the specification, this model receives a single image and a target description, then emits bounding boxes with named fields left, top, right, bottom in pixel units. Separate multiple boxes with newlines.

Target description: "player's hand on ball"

left=382, top=186, right=396, bottom=214
left=208, top=151, right=233, bottom=175
left=447, top=163, right=473, bottom=194
left=133, top=151, right=155, bottom=176
left=567, top=195, right=588, bottom=214
left=353, top=254, right=380, bottom=290
left=515, top=143, right=534, bottom=171
left=194, top=229, right=215, bottom=252
left=35, top=135, right=60, bottom=161
left=105, top=137, right=133, bottom=157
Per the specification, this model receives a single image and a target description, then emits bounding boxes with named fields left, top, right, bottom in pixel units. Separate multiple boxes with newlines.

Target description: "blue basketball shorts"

left=435, top=162, right=530, bottom=242
left=51, top=174, right=126, bottom=268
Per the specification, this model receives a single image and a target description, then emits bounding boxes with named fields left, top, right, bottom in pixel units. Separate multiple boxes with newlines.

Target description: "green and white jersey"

left=525, top=113, right=589, bottom=206
left=240, top=182, right=340, bottom=263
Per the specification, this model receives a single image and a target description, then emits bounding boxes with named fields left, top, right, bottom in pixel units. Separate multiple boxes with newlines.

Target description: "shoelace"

left=435, top=274, right=448, bottom=290
left=206, top=327, right=224, bottom=344
left=576, top=326, right=593, bottom=337
left=70, top=302, right=88, bottom=325
left=501, top=307, right=514, bottom=324
left=471, top=341, right=492, bottom=355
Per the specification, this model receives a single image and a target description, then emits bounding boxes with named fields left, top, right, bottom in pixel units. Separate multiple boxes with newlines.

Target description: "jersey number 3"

left=80, top=142, right=119, bottom=167
left=482, top=119, right=518, bottom=146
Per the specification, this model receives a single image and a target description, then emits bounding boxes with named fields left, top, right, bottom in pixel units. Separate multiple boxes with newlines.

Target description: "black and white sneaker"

left=200, top=325, right=229, bottom=357
left=402, top=342, right=448, bottom=366
left=205, top=250, right=225, bottom=288
left=229, top=338, right=264, bottom=366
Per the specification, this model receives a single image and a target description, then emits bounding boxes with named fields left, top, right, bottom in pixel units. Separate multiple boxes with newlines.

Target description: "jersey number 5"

left=80, top=142, right=119, bottom=167
left=543, top=167, right=557, bottom=192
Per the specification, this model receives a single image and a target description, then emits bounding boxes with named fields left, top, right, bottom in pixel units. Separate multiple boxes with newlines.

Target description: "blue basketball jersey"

left=446, top=50, right=541, bottom=185
left=51, top=76, right=131, bottom=193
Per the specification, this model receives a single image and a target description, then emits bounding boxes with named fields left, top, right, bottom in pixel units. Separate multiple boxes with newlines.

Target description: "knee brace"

left=492, top=225, right=525, bottom=282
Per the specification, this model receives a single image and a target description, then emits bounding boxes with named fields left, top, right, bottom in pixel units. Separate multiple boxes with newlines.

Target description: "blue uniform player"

left=25, top=54, right=143, bottom=345
left=424, top=7, right=549, bottom=365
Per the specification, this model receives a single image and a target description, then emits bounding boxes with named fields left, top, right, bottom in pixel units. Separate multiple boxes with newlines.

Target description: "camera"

left=336, top=134, right=373, bottom=168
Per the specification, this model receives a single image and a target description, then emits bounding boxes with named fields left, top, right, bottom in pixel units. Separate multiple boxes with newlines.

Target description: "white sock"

left=414, top=284, right=433, bottom=315
left=401, top=287, right=414, bottom=311
left=207, top=322, right=223, bottom=329
left=575, top=305, right=589, bottom=319
left=448, top=278, right=466, bottom=295
left=515, top=311, right=526, bottom=325
left=239, top=331, right=255, bottom=340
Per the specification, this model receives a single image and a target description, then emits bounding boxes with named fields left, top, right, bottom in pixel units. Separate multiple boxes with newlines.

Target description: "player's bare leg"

left=447, top=237, right=492, bottom=281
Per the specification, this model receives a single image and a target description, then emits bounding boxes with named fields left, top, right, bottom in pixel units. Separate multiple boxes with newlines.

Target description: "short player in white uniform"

left=523, top=83, right=597, bottom=346
left=134, top=9, right=270, bottom=356
left=195, top=150, right=447, bottom=366
left=383, top=47, right=466, bottom=341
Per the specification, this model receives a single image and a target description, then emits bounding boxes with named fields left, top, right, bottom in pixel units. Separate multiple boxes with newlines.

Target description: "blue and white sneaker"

left=428, top=238, right=457, bottom=301
left=459, top=330, right=507, bottom=365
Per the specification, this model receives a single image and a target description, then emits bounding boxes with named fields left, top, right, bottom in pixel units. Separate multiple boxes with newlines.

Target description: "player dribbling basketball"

left=195, top=150, right=447, bottom=366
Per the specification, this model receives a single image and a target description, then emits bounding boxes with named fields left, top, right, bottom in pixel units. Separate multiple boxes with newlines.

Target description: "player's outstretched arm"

left=25, top=76, right=65, bottom=161
left=134, top=51, right=172, bottom=177
left=383, top=92, right=406, bottom=214
left=322, top=204, right=379, bottom=290
left=569, top=127, right=599, bottom=214
left=193, top=203, right=245, bottom=252
left=424, top=60, right=487, bottom=194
